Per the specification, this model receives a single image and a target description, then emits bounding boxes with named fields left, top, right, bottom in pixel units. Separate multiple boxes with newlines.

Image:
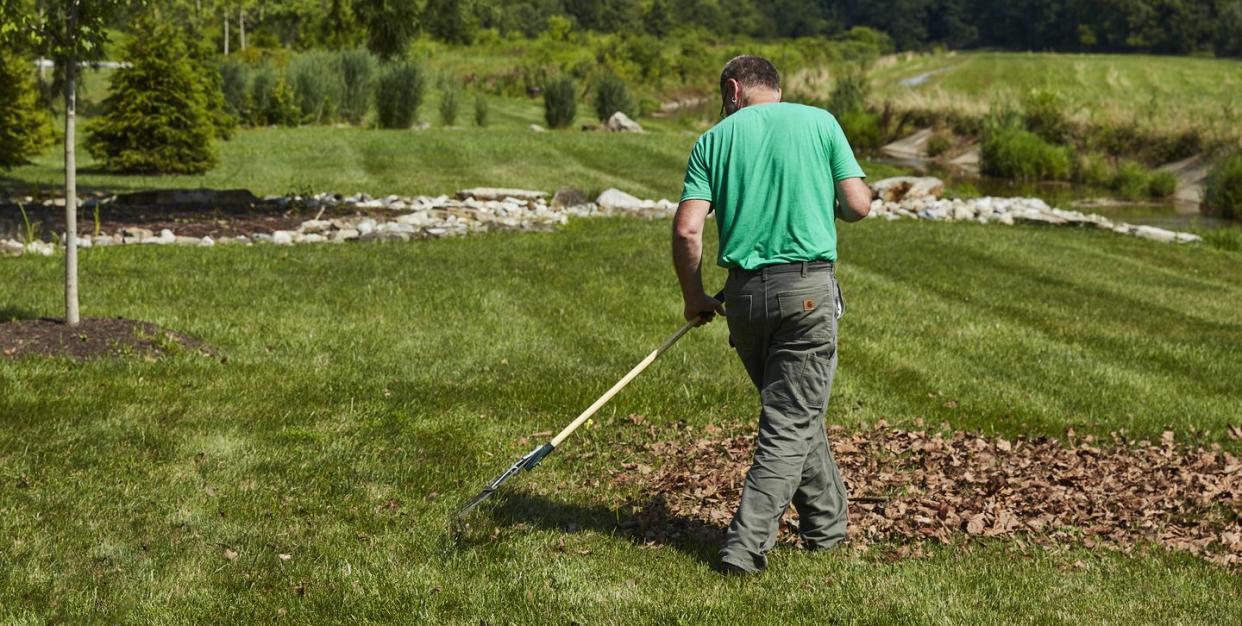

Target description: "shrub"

left=85, top=16, right=218, bottom=174
left=289, top=51, right=342, bottom=124
left=439, top=84, right=459, bottom=126
left=1073, top=152, right=1114, bottom=187
left=1022, top=89, right=1070, bottom=143
left=981, top=126, right=1070, bottom=181
left=594, top=72, right=633, bottom=122
left=474, top=93, right=489, bottom=127
left=836, top=110, right=883, bottom=150
left=250, top=64, right=299, bottom=126
left=1112, top=161, right=1151, bottom=200
left=1203, top=153, right=1242, bottom=219
left=543, top=77, right=577, bottom=129
left=1147, top=171, right=1177, bottom=198
left=0, top=50, right=54, bottom=170
left=249, top=63, right=277, bottom=125
left=375, top=61, right=424, bottom=129
left=219, top=61, right=251, bottom=121
left=337, top=49, right=378, bottom=125
left=827, top=69, right=868, bottom=115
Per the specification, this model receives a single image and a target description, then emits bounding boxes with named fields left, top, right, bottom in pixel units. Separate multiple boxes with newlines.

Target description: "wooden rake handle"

left=549, top=317, right=700, bottom=447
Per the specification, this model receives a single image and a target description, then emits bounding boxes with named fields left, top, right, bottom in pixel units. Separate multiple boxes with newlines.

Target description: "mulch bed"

left=610, top=420, right=1241, bottom=568
left=0, top=317, right=213, bottom=359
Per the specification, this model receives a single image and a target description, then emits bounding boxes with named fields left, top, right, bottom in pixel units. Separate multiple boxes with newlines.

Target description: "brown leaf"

left=223, top=548, right=239, bottom=561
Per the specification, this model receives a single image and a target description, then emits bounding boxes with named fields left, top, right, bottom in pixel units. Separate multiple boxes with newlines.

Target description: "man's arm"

left=834, top=177, right=872, bottom=222
left=672, top=199, right=724, bottom=325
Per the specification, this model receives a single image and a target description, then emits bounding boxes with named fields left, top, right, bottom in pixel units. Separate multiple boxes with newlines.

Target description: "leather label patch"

left=803, top=298, right=815, bottom=312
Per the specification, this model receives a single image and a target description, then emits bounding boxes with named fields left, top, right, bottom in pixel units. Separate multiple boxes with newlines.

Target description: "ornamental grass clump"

left=474, top=93, right=489, bottom=127
left=86, top=16, right=219, bottom=174
left=594, top=73, right=633, bottom=122
left=289, top=51, right=343, bottom=124
left=376, top=61, right=425, bottom=129
left=439, top=84, right=460, bottom=126
left=336, top=49, right=378, bottom=125
left=543, top=77, right=577, bottom=129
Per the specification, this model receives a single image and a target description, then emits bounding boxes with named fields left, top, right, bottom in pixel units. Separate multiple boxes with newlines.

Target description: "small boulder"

left=871, top=177, right=945, bottom=203
left=529, top=124, right=546, bottom=133
left=272, top=230, right=295, bottom=245
left=595, top=188, right=645, bottom=211
left=605, top=111, right=643, bottom=133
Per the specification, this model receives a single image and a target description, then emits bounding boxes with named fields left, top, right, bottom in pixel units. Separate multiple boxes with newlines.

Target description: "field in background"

left=2, top=217, right=1240, bottom=622
left=2, top=87, right=908, bottom=200
left=865, top=51, right=1242, bottom=146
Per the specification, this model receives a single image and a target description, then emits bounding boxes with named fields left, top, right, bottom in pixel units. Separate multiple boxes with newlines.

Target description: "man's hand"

left=683, top=291, right=725, bottom=326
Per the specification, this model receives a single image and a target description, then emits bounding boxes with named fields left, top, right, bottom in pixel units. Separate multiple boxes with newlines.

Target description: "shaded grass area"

left=1, top=218, right=1239, bottom=623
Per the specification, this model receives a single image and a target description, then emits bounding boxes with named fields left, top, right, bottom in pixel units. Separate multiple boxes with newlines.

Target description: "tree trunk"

left=224, top=8, right=230, bottom=55
left=239, top=8, right=246, bottom=51
left=64, top=0, right=80, bottom=326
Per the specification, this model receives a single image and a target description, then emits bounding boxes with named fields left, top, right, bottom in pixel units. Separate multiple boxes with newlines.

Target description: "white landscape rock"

left=3, top=182, right=1206, bottom=260
left=595, top=188, right=645, bottom=211
left=605, top=111, right=644, bottom=133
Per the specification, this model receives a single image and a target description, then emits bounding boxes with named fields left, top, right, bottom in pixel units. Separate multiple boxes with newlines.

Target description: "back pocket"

left=775, top=285, right=836, bottom=343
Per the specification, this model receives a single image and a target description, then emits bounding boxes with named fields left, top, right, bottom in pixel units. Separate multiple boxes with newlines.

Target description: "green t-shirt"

left=680, top=102, right=865, bottom=270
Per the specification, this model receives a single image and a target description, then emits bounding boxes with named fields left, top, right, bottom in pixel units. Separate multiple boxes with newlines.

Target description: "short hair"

left=720, top=55, right=780, bottom=94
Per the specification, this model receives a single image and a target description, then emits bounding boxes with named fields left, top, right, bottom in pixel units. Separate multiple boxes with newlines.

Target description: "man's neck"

left=742, top=89, right=781, bottom=108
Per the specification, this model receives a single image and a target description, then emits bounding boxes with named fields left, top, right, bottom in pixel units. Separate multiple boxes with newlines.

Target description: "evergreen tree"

left=0, top=49, right=54, bottom=170
left=424, top=0, right=479, bottom=44
left=353, top=0, right=420, bottom=60
left=86, top=16, right=219, bottom=174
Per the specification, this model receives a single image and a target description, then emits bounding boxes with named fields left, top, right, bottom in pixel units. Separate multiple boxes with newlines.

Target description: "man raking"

left=673, top=55, right=873, bottom=576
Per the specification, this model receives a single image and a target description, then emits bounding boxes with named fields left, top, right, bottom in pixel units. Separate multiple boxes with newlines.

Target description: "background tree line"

left=138, top=0, right=1242, bottom=58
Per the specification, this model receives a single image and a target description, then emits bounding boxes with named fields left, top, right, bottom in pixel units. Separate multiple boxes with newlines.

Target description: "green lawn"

left=866, top=51, right=1242, bottom=143
left=2, top=218, right=1240, bottom=623
left=1, top=124, right=907, bottom=202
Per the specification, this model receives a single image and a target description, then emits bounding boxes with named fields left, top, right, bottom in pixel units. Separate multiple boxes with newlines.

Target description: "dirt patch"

left=610, top=420, right=1241, bottom=568
left=0, top=317, right=213, bottom=360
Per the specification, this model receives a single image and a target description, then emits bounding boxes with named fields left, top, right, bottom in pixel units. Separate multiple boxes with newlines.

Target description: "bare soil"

left=0, top=318, right=213, bottom=360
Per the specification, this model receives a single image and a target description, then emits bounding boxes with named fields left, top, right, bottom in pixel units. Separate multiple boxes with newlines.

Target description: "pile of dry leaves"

left=611, top=420, right=1241, bottom=568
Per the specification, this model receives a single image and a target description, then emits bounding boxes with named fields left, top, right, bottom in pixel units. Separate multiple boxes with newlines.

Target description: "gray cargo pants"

left=720, top=260, right=849, bottom=573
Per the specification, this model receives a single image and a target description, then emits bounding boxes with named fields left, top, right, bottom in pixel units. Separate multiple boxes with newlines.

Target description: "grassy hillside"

left=866, top=51, right=1242, bottom=146
left=2, top=218, right=1240, bottom=622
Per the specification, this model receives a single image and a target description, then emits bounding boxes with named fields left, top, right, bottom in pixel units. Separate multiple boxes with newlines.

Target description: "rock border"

left=0, top=178, right=1205, bottom=258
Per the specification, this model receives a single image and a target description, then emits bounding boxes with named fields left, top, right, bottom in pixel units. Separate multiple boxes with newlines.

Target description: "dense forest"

left=91, top=0, right=1242, bottom=57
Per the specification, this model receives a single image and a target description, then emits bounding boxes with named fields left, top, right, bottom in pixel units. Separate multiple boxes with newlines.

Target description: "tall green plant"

left=375, top=61, right=424, bottom=129
left=337, top=49, right=377, bottom=125
left=474, top=92, right=489, bottom=127
left=219, top=61, right=251, bottom=121
left=289, top=51, right=343, bottom=124
left=593, top=72, right=633, bottom=122
left=544, top=77, right=577, bottom=129
left=0, top=49, right=53, bottom=170
left=85, top=15, right=218, bottom=174
left=439, top=84, right=459, bottom=126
